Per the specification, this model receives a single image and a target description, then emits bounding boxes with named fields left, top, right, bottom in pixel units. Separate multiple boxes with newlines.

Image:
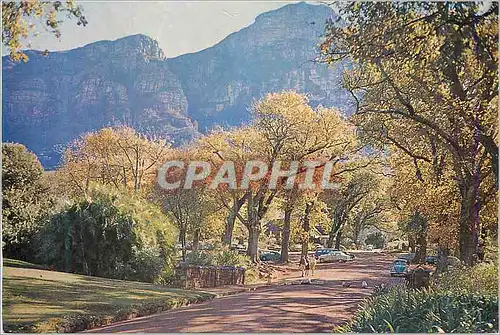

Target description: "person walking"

left=309, top=255, right=317, bottom=276
left=299, top=254, right=309, bottom=277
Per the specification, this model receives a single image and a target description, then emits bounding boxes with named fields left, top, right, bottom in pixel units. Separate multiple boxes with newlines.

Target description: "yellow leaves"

left=252, top=91, right=354, bottom=163
left=3, top=1, right=87, bottom=62
left=58, top=126, right=171, bottom=198
left=389, top=149, right=462, bottom=244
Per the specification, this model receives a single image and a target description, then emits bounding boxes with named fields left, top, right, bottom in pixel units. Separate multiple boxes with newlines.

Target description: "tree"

left=197, top=92, right=358, bottom=262
left=323, top=168, right=380, bottom=249
left=2, top=143, right=52, bottom=260
left=57, top=127, right=171, bottom=198
left=321, top=2, right=498, bottom=264
left=344, top=165, right=396, bottom=249
left=153, top=148, right=218, bottom=261
left=350, top=203, right=387, bottom=249
left=160, top=188, right=207, bottom=260
left=365, top=231, right=386, bottom=249
left=389, top=150, right=459, bottom=258
left=250, top=91, right=356, bottom=262
left=195, top=127, right=258, bottom=247
left=2, top=0, right=87, bottom=62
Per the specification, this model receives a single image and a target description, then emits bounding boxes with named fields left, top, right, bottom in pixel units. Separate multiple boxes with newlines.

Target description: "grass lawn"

left=3, top=258, right=48, bottom=270
left=2, top=265, right=215, bottom=332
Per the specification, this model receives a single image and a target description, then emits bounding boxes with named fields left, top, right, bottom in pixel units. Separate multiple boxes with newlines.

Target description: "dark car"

left=260, top=250, right=281, bottom=262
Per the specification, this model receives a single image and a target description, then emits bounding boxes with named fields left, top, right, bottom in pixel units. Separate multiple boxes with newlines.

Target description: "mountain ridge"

left=2, top=2, right=351, bottom=169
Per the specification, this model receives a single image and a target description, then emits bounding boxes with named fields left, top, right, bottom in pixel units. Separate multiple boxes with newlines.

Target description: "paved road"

left=88, top=252, right=401, bottom=333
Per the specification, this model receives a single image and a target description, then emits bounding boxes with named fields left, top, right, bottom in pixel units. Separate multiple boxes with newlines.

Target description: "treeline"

left=2, top=92, right=392, bottom=280
left=3, top=88, right=496, bottom=282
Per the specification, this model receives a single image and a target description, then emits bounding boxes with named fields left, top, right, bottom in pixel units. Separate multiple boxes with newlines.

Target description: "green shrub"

left=365, top=231, right=386, bottom=249
left=2, top=143, right=53, bottom=261
left=184, top=250, right=216, bottom=266
left=214, top=248, right=251, bottom=267
left=184, top=244, right=250, bottom=267
left=436, top=261, right=498, bottom=296
left=37, top=185, right=177, bottom=283
left=337, top=285, right=498, bottom=333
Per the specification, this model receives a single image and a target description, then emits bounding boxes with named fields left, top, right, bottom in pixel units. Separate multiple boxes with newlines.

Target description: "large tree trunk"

left=477, top=132, right=498, bottom=187
left=179, top=227, right=187, bottom=261
left=246, top=194, right=261, bottom=263
left=280, top=206, right=293, bottom=263
left=300, top=202, right=314, bottom=259
left=327, top=219, right=337, bottom=248
left=223, top=197, right=242, bottom=245
left=458, top=179, right=477, bottom=266
left=334, top=230, right=342, bottom=250
left=327, top=229, right=335, bottom=248
left=328, top=211, right=343, bottom=248
left=353, top=222, right=362, bottom=250
left=192, top=228, right=200, bottom=252
left=247, top=224, right=260, bottom=263
left=223, top=209, right=237, bottom=246
left=414, top=232, right=427, bottom=264
left=436, top=245, right=449, bottom=274
left=408, top=235, right=416, bottom=253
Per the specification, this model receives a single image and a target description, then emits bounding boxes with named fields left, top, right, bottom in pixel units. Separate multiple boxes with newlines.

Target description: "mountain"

left=2, top=2, right=350, bottom=169
left=2, top=34, right=198, bottom=168
left=167, top=2, right=351, bottom=131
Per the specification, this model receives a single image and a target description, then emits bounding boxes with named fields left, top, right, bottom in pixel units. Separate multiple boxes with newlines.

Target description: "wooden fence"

left=173, top=265, right=246, bottom=289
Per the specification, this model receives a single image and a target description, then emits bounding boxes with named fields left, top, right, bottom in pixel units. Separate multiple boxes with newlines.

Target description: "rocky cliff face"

left=3, top=34, right=198, bottom=168
left=3, top=2, right=350, bottom=169
left=167, top=2, right=351, bottom=131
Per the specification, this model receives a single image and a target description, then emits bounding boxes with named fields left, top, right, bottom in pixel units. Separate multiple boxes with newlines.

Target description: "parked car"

left=425, top=255, right=437, bottom=265
left=318, top=250, right=354, bottom=263
left=290, top=244, right=302, bottom=252
left=344, top=251, right=356, bottom=259
left=390, top=258, right=409, bottom=277
left=260, top=250, right=281, bottom=262
left=314, top=248, right=339, bottom=259
left=366, top=244, right=374, bottom=251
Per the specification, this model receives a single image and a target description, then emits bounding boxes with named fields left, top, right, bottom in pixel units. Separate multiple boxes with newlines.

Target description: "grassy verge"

left=2, top=266, right=216, bottom=333
left=3, top=258, right=49, bottom=270
left=336, top=262, right=499, bottom=333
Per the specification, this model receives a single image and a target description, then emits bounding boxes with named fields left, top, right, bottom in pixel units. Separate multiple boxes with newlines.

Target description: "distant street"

left=88, top=252, right=402, bottom=333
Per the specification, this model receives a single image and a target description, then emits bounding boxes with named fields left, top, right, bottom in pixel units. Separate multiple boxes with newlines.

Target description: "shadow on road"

left=87, top=252, right=403, bottom=333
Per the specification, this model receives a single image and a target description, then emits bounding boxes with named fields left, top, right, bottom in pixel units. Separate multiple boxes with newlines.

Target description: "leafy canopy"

left=2, top=1, right=87, bottom=62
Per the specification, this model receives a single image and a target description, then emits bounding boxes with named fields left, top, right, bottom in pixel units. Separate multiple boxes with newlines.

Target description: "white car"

left=318, top=250, right=354, bottom=263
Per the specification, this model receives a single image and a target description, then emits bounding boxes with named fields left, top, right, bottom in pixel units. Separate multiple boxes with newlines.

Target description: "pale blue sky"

left=23, top=1, right=302, bottom=58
